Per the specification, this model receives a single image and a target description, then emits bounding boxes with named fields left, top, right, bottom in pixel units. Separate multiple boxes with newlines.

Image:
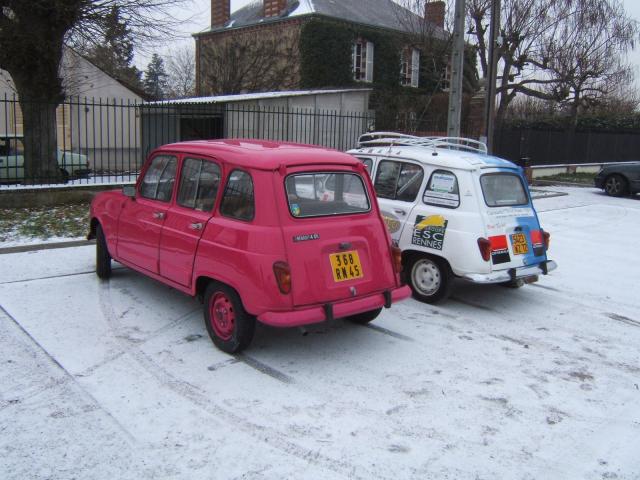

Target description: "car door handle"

left=153, top=211, right=165, bottom=220
left=189, top=222, right=203, bottom=230
left=393, top=209, right=407, bottom=216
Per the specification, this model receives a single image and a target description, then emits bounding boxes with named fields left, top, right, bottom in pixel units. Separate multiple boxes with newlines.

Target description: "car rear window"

left=480, top=173, right=528, bottom=207
left=285, top=172, right=371, bottom=218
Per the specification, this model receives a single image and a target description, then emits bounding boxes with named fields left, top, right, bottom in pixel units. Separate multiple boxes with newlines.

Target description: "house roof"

left=198, top=0, right=446, bottom=38
left=144, top=88, right=372, bottom=105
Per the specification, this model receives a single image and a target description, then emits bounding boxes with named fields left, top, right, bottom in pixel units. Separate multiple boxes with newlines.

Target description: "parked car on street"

left=593, top=162, right=640, bottom=197
left=347, top=133, right=557, bottom=303
left=88, top=139, right=410, bottom=353
left=0, top=133, right=91, bottom=182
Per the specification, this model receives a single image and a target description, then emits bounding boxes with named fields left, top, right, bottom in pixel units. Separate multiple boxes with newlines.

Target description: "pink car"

left=88, top=140, right=410, bottom=353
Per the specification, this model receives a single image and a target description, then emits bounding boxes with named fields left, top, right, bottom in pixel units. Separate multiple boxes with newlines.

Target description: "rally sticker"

left=381, top=210, right=402, bottom=234
left=489, top=235, right=511, bottom=264
left=411, top=215, right=448, bottom=250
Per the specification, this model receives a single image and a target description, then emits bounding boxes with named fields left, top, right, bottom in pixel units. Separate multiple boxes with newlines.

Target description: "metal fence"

left=495, top=127, right=640, bottom=166
left=0, top=94, right=375, bottom=187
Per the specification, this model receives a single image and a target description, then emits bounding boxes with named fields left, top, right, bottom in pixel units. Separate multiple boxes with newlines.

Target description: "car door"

left=159, top=157, right=221, bottom=287
left=372, top=158, right=425, bottom=243
left=477, top=169, right=547, bottom=271
left=117, top=154, right=177, bottom=273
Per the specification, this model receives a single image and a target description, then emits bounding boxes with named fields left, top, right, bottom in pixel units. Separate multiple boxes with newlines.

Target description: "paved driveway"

left=1, top=187, right=639, bottom=479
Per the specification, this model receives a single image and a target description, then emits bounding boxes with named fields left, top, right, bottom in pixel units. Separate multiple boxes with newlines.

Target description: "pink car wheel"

left=203, top=283, right=256, bottom=353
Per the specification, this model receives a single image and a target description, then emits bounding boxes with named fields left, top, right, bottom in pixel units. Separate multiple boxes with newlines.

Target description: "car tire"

left=406, top=254, right=453, bottom=304
left=604, top=174, right=628, bottom=197
left=204, top=282, right=256, bottom=354
left=96, top=224, right=112, bottom=279
left=60, top=168, right=70, bottom=184
left=346, top=308, right=382, bottom=325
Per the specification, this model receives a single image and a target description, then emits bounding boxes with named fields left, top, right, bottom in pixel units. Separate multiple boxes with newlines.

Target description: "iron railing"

left=0, top=94, right=375, bottom=187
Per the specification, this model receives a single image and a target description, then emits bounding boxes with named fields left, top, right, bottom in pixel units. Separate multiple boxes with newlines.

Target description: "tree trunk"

left=19, top=99, right=62, bottom=184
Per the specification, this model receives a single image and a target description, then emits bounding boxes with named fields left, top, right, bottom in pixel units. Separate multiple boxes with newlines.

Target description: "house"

left=194, top=0, right=449, bottom=97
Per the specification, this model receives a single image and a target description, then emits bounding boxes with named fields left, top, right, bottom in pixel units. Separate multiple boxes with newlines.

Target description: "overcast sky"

left=144, top=0, right=640, bottom=90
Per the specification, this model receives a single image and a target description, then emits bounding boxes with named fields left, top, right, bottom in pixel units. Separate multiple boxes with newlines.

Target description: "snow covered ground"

left=0, top=186, right=639, bottom=479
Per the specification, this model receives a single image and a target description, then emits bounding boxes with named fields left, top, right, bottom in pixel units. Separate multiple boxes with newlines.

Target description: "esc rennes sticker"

left=411, top=215, right=448, bottom=250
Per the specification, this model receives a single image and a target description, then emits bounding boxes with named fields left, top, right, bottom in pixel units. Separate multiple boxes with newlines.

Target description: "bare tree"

left=166, top=45, right=195, bottom=98
left=466, top=0, right=639, bottom=126
left=0, top=0, right=187, bottom=183
left=200, top=29, right=300, bottom=95
left=541, top=0, right=638, bottom=124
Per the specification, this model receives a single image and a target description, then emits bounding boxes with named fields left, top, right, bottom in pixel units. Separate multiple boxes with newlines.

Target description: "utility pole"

left=447, top=0, right=466, bottom=138
left=485, top=0, right=501, bottom=153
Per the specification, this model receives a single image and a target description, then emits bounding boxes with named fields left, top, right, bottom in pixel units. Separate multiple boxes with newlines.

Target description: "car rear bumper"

left=461, top=260, right=558, bottom=284
left=257, top=285, right=411, bottom=327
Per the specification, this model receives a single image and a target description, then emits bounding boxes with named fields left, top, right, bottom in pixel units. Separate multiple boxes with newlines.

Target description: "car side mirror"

left=123, top=185, right=136, bottom=199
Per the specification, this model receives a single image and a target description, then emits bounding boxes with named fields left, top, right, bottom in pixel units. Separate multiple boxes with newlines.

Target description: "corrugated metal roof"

left=145, top=88, right=372, bottom=105
left=199, top=0, right=446, bottom=37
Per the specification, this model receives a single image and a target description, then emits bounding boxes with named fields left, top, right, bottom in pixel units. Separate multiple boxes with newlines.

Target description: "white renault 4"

left=347, top=132, right=557, bottom=303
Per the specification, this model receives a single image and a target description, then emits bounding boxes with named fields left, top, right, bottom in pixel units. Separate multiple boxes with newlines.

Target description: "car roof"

left=348, top=145, right=520, bottom=171
left=157, top=139, right=362, bottom=171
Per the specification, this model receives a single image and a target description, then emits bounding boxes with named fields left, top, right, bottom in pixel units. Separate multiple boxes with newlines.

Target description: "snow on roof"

left=145, top=88, right=372, bottom=105
left=290, top=0, right=315, bottom=15
left=197, top=0, right=446, bottom=39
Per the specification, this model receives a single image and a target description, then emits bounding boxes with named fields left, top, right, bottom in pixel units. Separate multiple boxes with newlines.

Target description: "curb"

left=0, top=239, right=95, bottom=255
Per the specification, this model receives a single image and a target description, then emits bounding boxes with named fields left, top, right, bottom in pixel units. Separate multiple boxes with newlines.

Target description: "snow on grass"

left=0, top=203, right=89, bottom=247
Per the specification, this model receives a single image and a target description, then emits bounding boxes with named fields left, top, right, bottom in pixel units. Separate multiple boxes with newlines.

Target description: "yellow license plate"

left=511, top=233, right=529, bottom=255
left=329, top=250, right=363, bottom=282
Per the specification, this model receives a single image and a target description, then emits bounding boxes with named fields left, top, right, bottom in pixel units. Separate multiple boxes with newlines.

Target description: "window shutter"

left=352, top=42, right=357, bottom=79
left=411, top=49, right=420, bottom=88
left=365, top=41, right=374, bottom=83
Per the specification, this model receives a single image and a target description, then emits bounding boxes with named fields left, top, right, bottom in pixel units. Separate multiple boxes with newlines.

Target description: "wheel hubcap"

left=606, top=177, right=620, bottom=194
left=209, top=292, right=235, bottom=341
left=412, top=259, right=441, bottom=296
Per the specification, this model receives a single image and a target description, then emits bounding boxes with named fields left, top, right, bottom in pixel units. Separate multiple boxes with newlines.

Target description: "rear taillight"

left=273, top=261, right=291, bottom=294
left=391, top=245, right=403, bottom=273
left=542, top=230, right=551, bottom=250
left=477, top=237, right=491, bottom=262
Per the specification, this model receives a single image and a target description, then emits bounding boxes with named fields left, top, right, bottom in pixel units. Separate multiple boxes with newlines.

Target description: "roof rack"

left=357, top=131, right=488, bottom=154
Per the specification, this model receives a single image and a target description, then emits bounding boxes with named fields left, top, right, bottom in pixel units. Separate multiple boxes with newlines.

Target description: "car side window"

left=220, top=169, right=255, bottom=221
left=423, top=169, right=460, bottom=209
left=356, top=157, right=373, bottom=174
left=374, top=160, right=424, bottom=202
left=177, top=158, right=221, bottom=211
left=140, top=155, right=177, bottom=202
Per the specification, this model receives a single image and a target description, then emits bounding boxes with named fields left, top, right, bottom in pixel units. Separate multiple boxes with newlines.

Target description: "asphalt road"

left=1, top=187, right=639, bottom=480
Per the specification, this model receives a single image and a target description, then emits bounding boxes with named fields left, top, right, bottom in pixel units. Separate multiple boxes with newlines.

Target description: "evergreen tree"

left=143, top=54, right=169, bottom=100
left=85, top=6, right=142, bottom=89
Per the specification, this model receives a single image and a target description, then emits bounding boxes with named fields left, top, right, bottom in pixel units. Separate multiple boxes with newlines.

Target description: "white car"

left=347, top=132, right=557, bottom=303
left=0, top=133, right=90, bottom=182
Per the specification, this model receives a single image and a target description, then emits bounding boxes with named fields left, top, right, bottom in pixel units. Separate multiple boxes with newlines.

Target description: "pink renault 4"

left=89, top=140, right=410, bottom=353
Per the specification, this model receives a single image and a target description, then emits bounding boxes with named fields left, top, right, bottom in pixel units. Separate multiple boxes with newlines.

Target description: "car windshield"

left=480, top=173, right=529, bottom=207
left=285, top=172, right=370, bottom=218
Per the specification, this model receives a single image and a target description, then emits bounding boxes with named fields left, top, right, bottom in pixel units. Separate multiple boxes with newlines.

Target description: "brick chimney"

left=263, top=0, right=287, bottom=18
left=211, top=0, right=230, bottom=28
left=425, top=1, right=445, bottom=29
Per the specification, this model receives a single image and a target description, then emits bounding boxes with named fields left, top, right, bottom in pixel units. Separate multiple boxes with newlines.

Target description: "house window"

left=441, top=59, right=452, bottom=91
left=353, top=39, right=374, bottom=82
left=400, top=48, right=420, bottom=88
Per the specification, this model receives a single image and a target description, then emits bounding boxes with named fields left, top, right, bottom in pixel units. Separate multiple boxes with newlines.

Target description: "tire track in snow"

left=0, top=304, right=136, bottom=444
left=97, top=280, right=379, bottom=480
